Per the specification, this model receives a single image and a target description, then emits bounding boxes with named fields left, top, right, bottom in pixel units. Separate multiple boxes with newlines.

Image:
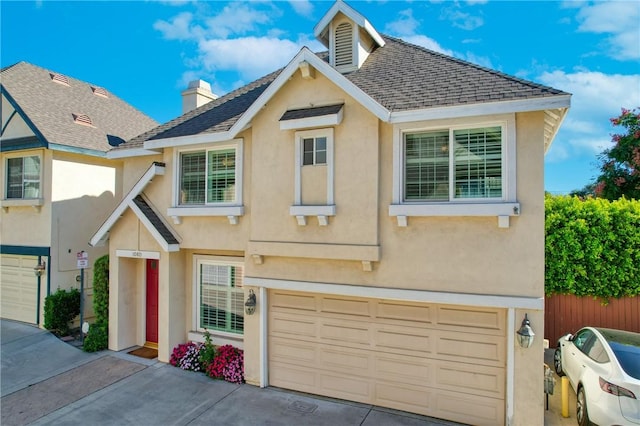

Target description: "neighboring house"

left=0, top=61, right=157, bottom=326
left=90, top=2, right=570, bottom=425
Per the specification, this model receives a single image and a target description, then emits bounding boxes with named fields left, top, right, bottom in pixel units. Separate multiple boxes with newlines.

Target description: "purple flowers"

left=170, top=342, right=204, bottom=372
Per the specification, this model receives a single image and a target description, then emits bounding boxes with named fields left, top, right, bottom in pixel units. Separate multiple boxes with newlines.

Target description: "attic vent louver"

left=91, top=86, right=109, bottom=98
left=72, top=113, right=94, bottom=127
left=50, top=73, right=70, bottom=86
left=334, top=22, right=353, bottom=67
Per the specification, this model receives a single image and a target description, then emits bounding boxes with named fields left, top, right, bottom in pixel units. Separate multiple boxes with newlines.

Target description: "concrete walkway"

left=1, top=319, right=461, bottom=426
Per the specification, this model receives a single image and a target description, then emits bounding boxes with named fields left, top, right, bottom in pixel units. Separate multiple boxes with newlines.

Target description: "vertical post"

left=561, top=376, right=570, bottom=418
left=80, top=267, right=84, bottom=345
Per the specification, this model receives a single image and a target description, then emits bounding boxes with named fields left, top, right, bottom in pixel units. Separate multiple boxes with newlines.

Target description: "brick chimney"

left=181, top=80, right=217, bottom=114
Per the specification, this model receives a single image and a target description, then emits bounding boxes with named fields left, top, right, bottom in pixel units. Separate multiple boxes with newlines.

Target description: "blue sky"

left=2, top=1, right=639, bottom=194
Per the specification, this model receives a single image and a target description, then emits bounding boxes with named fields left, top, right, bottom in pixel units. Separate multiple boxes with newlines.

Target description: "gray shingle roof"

left=280, top=104, right=344, bottom=121
left=132, top=195, right=180, bottom=245
left=1, top=61, right=158, bottom=154
left=114, top=33, right=568, bottom=151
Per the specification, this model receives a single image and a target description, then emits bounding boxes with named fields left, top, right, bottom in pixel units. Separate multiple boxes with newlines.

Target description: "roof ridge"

left=380, top=34, right=566, bottom=95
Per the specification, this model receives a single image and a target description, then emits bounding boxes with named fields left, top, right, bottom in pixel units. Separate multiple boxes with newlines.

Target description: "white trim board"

left=244, top=277, right=543, bottom=310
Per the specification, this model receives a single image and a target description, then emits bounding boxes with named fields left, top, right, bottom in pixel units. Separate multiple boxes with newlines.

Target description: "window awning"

left=279, top=104, right=344, bottom=130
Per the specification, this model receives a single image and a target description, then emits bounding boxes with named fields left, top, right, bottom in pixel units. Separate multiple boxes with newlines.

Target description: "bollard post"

left=561, top=376, right=570, bottom=418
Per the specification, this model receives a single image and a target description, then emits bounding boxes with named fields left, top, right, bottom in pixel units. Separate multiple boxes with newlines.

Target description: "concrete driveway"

left=1, top=319, right=461, bottom=426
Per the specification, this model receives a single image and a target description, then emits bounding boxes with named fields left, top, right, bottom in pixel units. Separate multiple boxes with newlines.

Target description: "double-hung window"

left=179, top=147, right=237, bottom=205
left=404, top=126, right=503, bottom=202
left=196, top=258, right=244, bottom=334
left=6, top=155, right=41, bottom=199
left=302, top=136, right=327, bottom=166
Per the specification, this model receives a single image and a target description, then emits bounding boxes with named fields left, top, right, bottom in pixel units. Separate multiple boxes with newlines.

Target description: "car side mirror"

left=567, top=334, right=574, bottom=342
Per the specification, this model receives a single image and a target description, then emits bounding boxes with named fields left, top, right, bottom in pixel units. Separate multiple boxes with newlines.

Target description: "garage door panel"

left=320, top=373, right=372, bottom=400
left=320, top=347, right=372, bottom=372
left=269, top=291, right=506, bottom=425
left=270, top=337, right=317, bottom=363
left=437, top=331, right=505, bottom=365
left=270, top=291, right=316, bottom=311
left=320, top=321, right=370, bottom=345
left=377, top=301, right=433, bottom=323
left=437, top=306, right=505, bottom=336
left=436, top=362, right=505, bottom=399
left=271, top=313, right=316, bottom=338
left=375, top=353, right=431, bottom=386
left=436, top=390, right=504, bottom=426
left=376, top=380, right=434, bottom=415
left=375, top=326, right=432, bottom=353
left=320, top=297, right=371, bottom=317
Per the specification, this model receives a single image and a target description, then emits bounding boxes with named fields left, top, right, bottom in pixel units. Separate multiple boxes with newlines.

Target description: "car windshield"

left=598, top=328, right=640, bottom=379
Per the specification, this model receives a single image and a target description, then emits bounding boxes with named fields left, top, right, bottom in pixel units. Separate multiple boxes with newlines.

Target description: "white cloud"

left=384, top=9, right=420, bottom=36
left=538, top=70, right=640, bottom=156
left=402, top=35, right=454, bottom=56
left=204, top=3, right=273, bottom=38
left=198, top=37, right=302, bottom=81
left=154, top=12, right=199, bottom=41
left=288, top=0, right=314, bottom=18
left=575, top=2, right=640, bottom=60
left=440, top=7, right=484, bottom=31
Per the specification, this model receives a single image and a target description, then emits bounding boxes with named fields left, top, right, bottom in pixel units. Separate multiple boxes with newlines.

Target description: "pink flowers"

left=205, top=344, right=244, bottom=384
left=170, top=340, right=244, bottom=384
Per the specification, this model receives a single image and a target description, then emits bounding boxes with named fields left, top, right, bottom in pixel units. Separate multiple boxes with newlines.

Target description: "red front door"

left=146, top=259, right=159, bottom=345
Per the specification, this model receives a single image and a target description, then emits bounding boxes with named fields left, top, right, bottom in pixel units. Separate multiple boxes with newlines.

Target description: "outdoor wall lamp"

left=245, top=289, right=257, bottom=315
left=33, top=260, right=46, bottom=277
left=516, top=313, right=535, bottom=348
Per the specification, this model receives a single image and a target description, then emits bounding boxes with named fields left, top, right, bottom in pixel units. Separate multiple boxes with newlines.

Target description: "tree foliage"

left=592, top=107, right=640, bottom=200
left=545, top=195, right=640, bottom=300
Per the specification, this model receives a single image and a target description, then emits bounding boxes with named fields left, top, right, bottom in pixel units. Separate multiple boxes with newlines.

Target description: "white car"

left=554, top=327, right=640, bottom=426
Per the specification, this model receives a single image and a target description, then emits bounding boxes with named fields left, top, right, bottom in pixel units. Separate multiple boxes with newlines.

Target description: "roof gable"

left=314, top=1, right=385, bottom=49
left=1, top=61, right=158, bottom=156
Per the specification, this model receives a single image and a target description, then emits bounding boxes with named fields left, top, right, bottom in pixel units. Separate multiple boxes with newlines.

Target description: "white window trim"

left=2, top=151, right=44, bottom=212
left=390, top=114, right=518, bottom=227
left=169, top=139, right=244, bottom=225
left=192, top=255, right=245, bottom=337
left=292, top=129, right=335, bottom=226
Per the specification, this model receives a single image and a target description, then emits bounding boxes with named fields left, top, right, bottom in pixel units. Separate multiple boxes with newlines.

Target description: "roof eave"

left=144, top=130, right=234, bottom=150
left=388, top=94, right=572, bottom=124
left=107, top=148, right=163, bottom=160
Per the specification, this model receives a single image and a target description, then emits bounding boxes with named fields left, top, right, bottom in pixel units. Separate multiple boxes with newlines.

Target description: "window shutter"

left=334, top=22, right=353, bottom=67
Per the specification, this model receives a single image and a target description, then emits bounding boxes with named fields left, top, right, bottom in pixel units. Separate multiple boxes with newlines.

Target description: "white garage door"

left=1, top=255, right=39, bottom=324
left=269, top=290, right=506, bottom=426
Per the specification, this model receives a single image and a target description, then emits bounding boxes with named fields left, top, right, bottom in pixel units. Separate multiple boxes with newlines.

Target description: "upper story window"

left=196, top=258, right=244, bottom=335
left=179, top=145, right=238, bottom=205
left=404, top=126, right=502, bottom=202
left=6, top=155, right=41, bottom=199
left=390, top=115, right=518, bottom=227
left=302, top=135, right=327, bottom=166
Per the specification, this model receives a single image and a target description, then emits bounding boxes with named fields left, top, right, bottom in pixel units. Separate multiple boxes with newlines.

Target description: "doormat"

left=128, top=346, right=158, bottom=359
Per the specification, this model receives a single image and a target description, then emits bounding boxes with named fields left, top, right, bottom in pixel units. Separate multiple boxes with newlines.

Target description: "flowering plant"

left=170, top=340, right=244, bottom=383
left=170, top=341, right=203, bottom=372
left=205, top=344, right=244, bottom=384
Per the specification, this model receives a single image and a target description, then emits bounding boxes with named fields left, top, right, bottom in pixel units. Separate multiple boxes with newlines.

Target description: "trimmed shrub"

left=545, top=195, right=640, bottom=300
left=83, top=255, right=109, bottom=352
left=44, top=288, right=80, bottom=336
left=83, top=321, right=108, bottom=352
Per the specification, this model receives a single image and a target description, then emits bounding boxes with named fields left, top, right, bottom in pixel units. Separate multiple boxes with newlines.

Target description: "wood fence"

left=545, top=294, right=640, bottom=347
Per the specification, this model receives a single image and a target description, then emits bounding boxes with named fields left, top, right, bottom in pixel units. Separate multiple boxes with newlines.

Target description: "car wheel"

left=554, top=348, right=565, bottom=376
left=577, top=386, right=590, bottom=426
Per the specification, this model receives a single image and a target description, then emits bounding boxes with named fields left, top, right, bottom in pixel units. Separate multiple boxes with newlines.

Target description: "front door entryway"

left=145, top=259, right=159, bottom=347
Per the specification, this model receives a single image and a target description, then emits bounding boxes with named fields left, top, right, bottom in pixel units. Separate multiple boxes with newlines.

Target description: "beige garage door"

left=269, top=290, right=506, bottom=426
left=1, top=255, right=39, bottom=324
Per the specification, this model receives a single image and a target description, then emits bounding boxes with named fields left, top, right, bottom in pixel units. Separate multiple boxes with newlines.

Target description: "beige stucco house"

left=0, top=62, right=157, bottom=326
left=90, top=2, right=570, bottom=425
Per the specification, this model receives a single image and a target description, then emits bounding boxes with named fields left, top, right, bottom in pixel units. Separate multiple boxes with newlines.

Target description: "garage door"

left=269, top=290, right=506, bottom=426
left=1, top=255, right=39, bottom=324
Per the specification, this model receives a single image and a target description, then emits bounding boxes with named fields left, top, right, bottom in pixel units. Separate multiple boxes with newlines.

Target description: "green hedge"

left=545, top=195, right=640, bottom=300
left=83, top=255, right=109, bottom=352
